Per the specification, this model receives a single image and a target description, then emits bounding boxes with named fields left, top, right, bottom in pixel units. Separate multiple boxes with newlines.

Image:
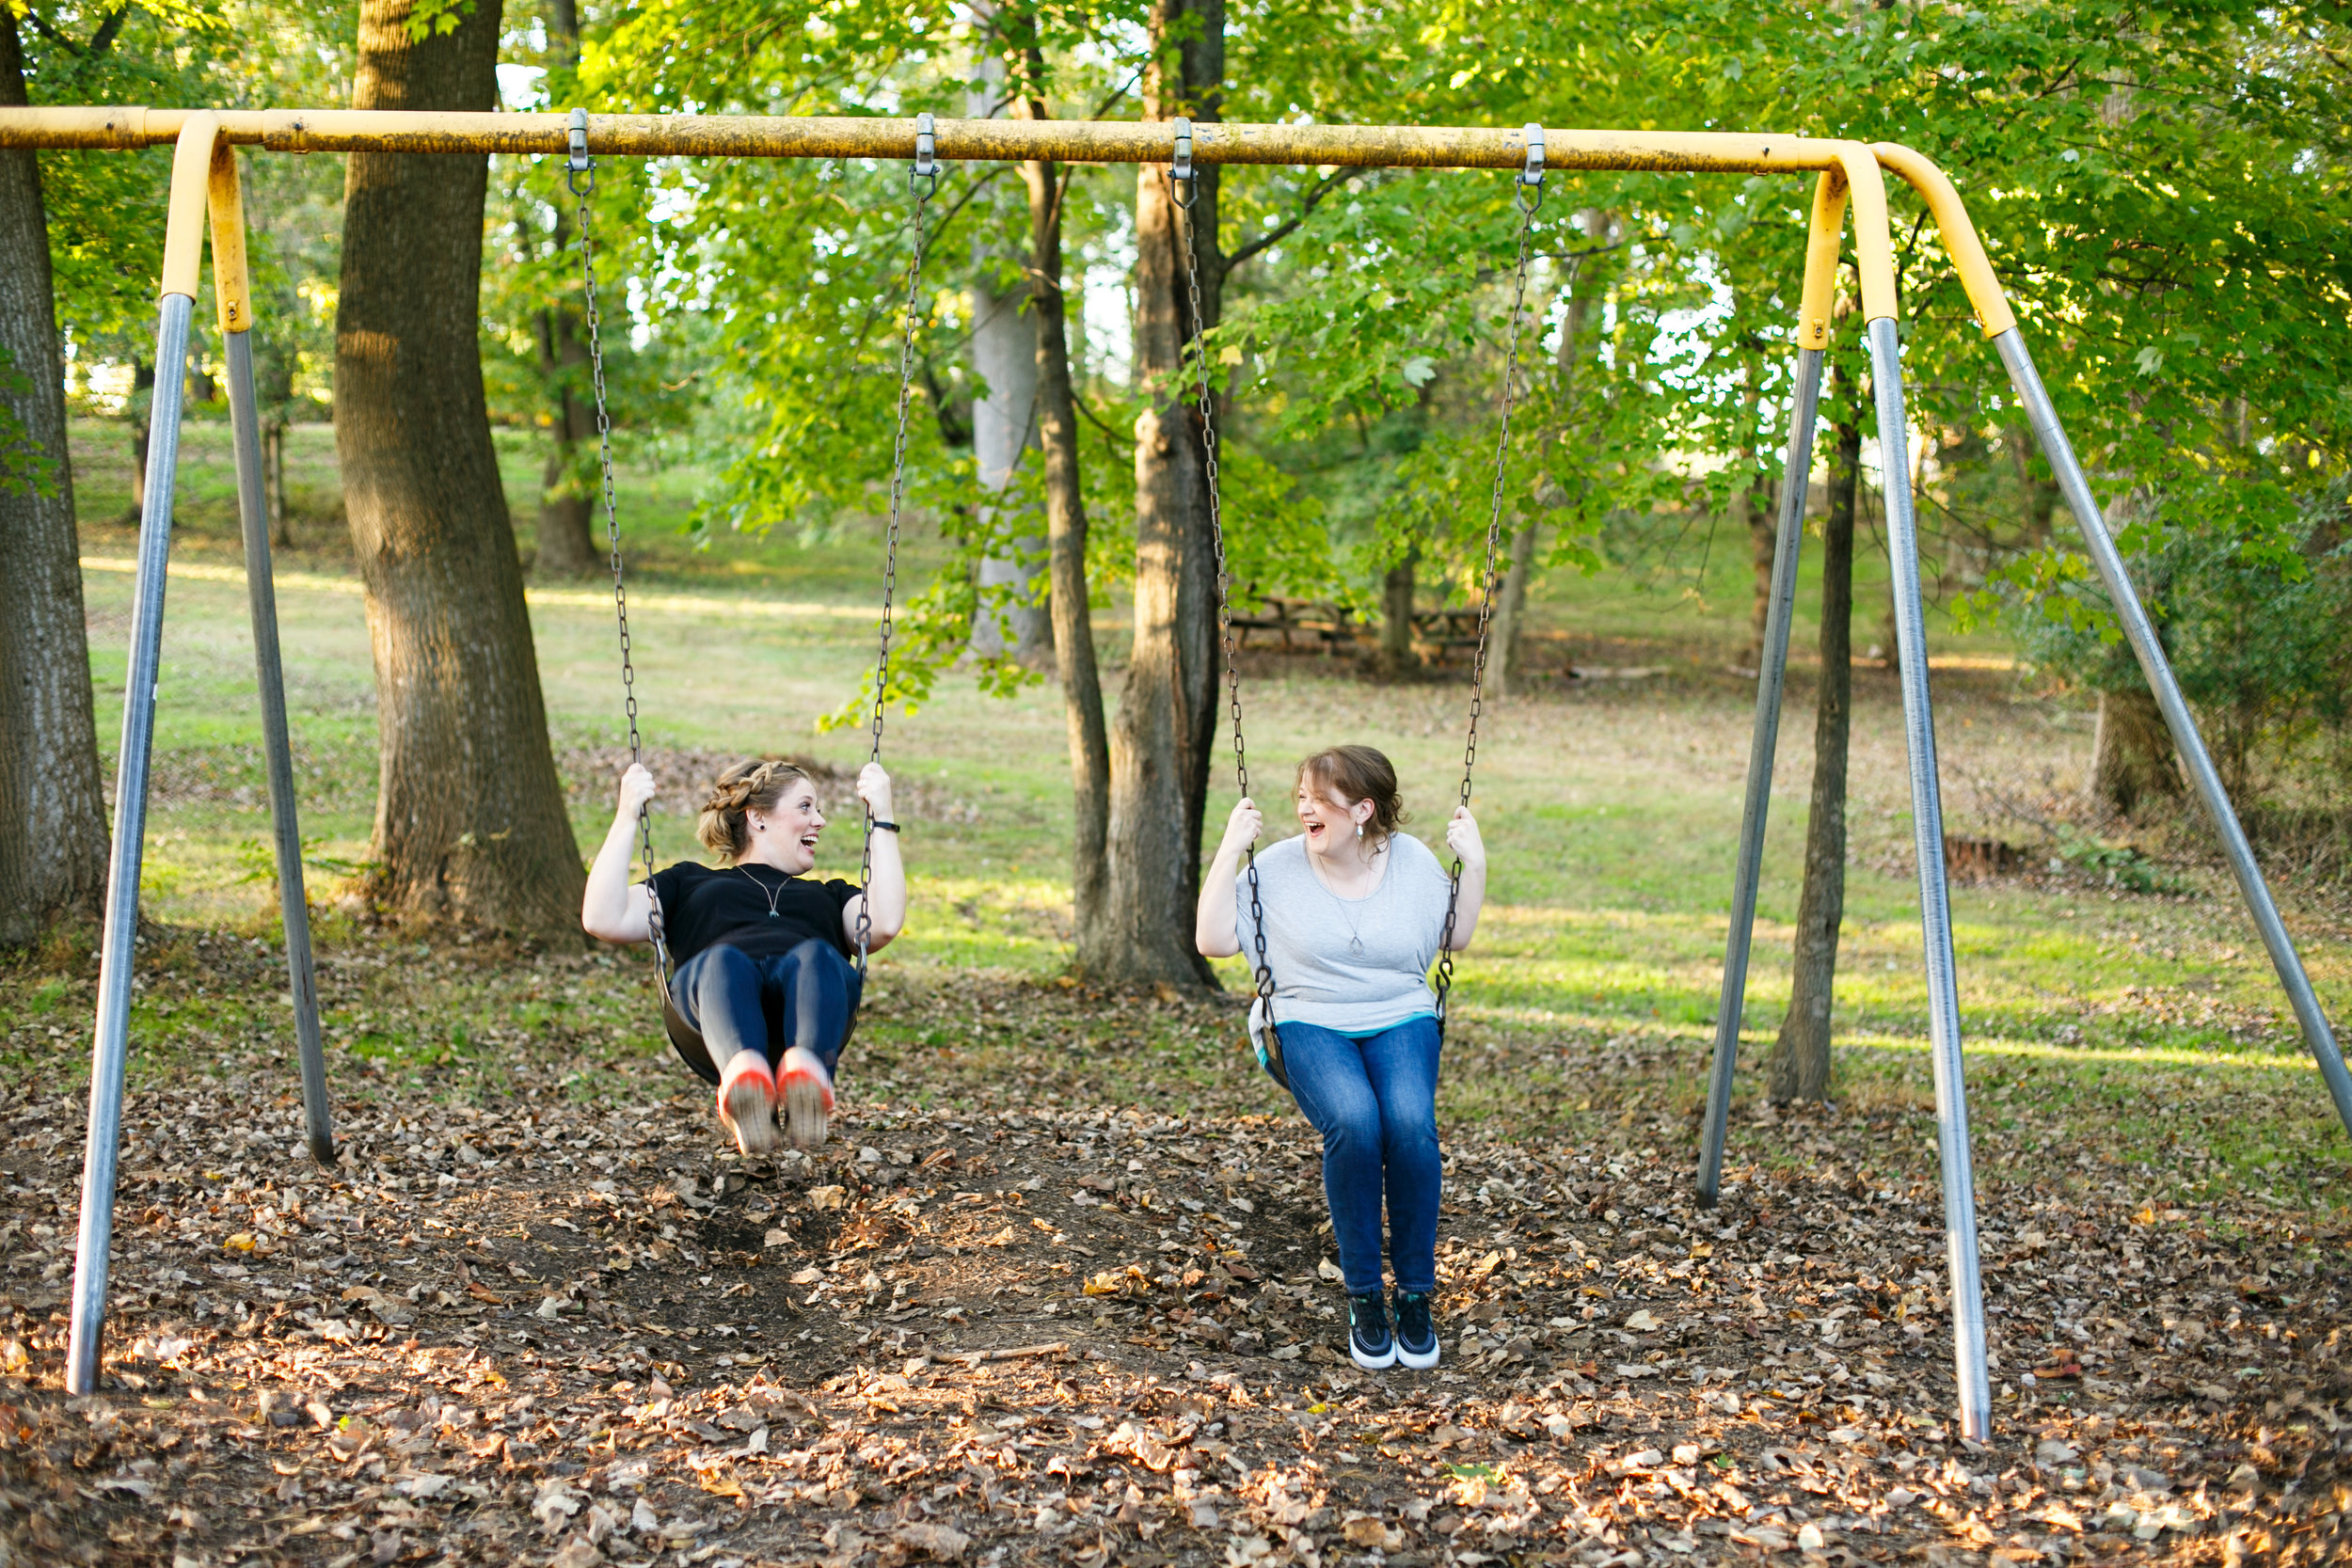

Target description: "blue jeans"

left=673, top=939, right=862, bottom=1081
left=1278, top=1016, right=1441, bottom=1296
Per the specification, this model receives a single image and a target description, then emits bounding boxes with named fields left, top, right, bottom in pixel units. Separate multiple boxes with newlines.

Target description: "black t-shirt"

left=646, top=862, right=861, bottom=964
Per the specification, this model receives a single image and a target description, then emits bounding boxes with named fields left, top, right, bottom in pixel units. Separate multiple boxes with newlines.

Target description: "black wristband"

left=869, top=820, right=900, bottom=833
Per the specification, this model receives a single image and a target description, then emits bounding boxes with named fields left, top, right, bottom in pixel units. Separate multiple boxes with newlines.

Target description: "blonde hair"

left=696, top=759, right=814, bottom=860
left=1295, top=745, right=1408, bottom=845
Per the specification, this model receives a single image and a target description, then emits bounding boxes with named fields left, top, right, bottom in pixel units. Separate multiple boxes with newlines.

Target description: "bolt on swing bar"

left=19, top=103, right=2337, bottom=1446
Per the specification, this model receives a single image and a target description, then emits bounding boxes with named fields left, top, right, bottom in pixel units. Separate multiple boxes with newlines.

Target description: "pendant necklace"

left=1317, top=859, right=1375, bottom=958
left=738, top=864, right=787, bottom=919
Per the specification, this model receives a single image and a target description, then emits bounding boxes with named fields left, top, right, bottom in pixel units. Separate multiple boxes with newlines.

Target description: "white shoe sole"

left=781, top=1067, right=832, bottom=1150
left=720, top=1077, right=778, bottom=1157
left=1349, top=1338, right=1398, bottom=1370
left=1395, top=1340, right=1440, bottom=1370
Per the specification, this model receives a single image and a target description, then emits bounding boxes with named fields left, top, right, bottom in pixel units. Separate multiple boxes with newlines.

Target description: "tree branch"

left=1223, top=166, right=1356, bottom=274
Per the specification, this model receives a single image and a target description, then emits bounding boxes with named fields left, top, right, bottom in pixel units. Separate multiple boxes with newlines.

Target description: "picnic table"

left=1230, top=595, right=1492, bottom=663
left=1230, top=594, right=1359, bottom=654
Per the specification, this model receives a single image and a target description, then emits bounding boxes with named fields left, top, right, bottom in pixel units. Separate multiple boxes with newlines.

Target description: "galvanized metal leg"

left=1697, top=346, right=1825, bottom=1207
left=67, top=293, right=192, bottom=1396
left=225, top=330, right=335, bottom=1168
left=1868, top=315, right=1993, bottom=1442
left=1994, top=329, right=2352, bottom=1137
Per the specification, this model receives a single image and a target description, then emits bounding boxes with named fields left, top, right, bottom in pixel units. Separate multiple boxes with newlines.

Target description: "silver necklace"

left=737, top=864, right=788, bottom=919
left=1314, top=854, right=1379, bottom=958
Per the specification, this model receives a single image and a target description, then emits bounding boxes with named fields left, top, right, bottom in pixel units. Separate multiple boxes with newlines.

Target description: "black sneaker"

left=1347, top=1291, right=1396, bottom=1370
left=1392, top=1289, right=1440, bottom=1370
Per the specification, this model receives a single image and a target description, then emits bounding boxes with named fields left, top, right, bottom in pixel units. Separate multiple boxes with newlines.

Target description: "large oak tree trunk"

left=1018, top=115, right=1110, bottom=948
left=1770, top=366, right=1862, bottom=1104
left=338, top=0, right=584, bottom=935
left=0, top=11, right=107, bottom=949
left=1102, top=0, right=1222, bottom=988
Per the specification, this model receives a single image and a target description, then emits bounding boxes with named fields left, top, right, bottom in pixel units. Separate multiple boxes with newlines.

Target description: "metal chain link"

left=855, top=162, right=937, bottom=974
left=1432, top=175, right=1546, bottom=1036
left=1170, top=162, right=1280, bottom=1076
left=572, top=146, right=670, bottom=971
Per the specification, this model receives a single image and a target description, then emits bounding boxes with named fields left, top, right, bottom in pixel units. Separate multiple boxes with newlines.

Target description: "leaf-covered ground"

left=2, top=935, right=2348, bottom=1567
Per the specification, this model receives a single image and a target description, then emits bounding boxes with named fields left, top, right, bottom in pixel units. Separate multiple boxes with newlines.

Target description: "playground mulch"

left=0, top=939, right=2346, bottom=1566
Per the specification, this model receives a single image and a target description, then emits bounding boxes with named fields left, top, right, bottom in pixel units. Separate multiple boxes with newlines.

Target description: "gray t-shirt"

left=1232, top=831, right=1454, bottom=1038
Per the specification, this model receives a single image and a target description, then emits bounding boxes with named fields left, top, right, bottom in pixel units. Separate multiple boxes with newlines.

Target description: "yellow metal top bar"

left=4, top=104, right=1842, bottom=172
left=0, top=107, right=2010, bottom=333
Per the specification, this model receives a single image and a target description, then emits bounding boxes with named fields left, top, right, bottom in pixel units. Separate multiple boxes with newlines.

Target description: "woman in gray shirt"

left=1195, top=745, right=1486, bottom=1370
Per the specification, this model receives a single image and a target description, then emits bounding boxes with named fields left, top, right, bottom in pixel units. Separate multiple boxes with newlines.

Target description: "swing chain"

left=1168, top=120, right=1280, bottom=1070
left=573, top=116, right=666, bottom=962
left=1433, top=127, right=1545, bottom=1033
left=855, top=137, right=935, bottom=973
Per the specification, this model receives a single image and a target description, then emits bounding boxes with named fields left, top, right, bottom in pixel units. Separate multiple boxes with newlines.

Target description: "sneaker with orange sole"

left=778, top=1046, right=834, bottom=1151
left=717, top=1052, right=779, bottom=1156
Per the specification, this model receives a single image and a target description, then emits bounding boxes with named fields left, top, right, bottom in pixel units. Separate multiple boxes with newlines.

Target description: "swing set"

left=5, top=104, right=2344, bottom=1447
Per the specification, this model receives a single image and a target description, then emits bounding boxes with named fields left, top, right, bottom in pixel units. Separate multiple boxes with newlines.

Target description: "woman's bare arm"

left=583, top=764, right=659, bottom=944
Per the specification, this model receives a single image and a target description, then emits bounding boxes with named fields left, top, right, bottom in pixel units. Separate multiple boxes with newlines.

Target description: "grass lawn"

left=19, top=411, right=2352, bottom=1220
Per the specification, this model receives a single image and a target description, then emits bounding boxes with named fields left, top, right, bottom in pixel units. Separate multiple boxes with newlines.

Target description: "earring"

left=755, top=821, right=767, bottom=832
left=1355, top=822, right=1363, bottom=840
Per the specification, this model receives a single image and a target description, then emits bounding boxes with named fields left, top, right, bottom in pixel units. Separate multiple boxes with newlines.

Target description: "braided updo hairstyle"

left=696, top=758, right=814, bottom=860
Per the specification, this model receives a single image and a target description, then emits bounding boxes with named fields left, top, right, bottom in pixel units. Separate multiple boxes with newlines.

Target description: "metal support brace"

left=223, top=330, right=335, bottom=1167
left=1695, top=345, right=1825, bottom=1207
left=68, top=290, right=190, bottom=1396
left=1868, top=315, right=1992, bottom=1442
left=1994, top=329, right=2352, bottom=1135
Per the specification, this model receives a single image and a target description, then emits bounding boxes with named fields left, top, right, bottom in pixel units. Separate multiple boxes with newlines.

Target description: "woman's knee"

left=681, top=944, right=756, bottom=1004
left=784, top=936, right=848, bottom=972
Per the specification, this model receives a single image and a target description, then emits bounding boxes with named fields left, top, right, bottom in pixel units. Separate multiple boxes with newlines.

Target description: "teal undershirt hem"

left=1329, top=1011, right=1438, bottom=1039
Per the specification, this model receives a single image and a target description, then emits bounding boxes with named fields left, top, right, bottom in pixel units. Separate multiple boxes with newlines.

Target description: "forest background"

left=0, top=0, right=2349, bottom=1113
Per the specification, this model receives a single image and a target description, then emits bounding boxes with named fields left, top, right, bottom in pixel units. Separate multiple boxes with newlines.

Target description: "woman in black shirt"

left=582, top=758, right=906, bottom=1154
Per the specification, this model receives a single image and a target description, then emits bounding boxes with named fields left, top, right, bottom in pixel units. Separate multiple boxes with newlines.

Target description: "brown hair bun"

left=696, top=759, right=814, bottom=860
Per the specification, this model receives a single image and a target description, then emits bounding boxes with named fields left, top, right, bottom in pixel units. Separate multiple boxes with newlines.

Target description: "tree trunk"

left=1741, top=471, right=1778, bottom=671
left=969, top=269, right=1048, bottom=658
left=125, top=360, right=153, bottom=520
left=264, top=418, right=292, bottom=547
left=530, top=0, right=598, bottom=581
left=2087, top=687, right=2181, bottom=817
left=0, top=9, right=107, bottom=949
left=1504, top=211, right=1610, bottom=694
left=531, top=276, right=599, bottom=579
left=1726, top=356, right=1772, bottom=672
left=1016, top=102, right=1111, bottom=950
left=1375, top=553, right=1418, bottom=678
left=338, top=0, right=583, bottom=935
left=1489, top=519, right=1539, bottom=696
left=1769, top=374, right=1862, bottom=1104
left=1102, top=0, right=1222, bottom=989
